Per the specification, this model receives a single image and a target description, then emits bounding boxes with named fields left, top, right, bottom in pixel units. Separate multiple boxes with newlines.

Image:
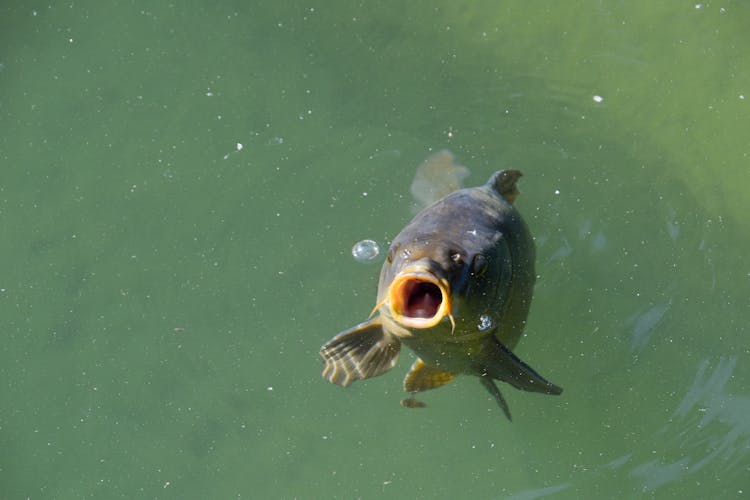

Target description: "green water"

left=2, top=1, right=749, bottom=498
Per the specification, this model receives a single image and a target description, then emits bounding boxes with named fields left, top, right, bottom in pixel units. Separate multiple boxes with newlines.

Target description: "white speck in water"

left=740, top=95, right=745, bottom=100
left=554, top=189, right=560, bottom=195
left=352, top=239, right=380, bottom=263
left=223, top=142, right=244, bottom=160
left=593, top=95, right=603, bottom=103
left=478, top=314, right=495, bottom=331
left=695, top=3, right=702, bottom=9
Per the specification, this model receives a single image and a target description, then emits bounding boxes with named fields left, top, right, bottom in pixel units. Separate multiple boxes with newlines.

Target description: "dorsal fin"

left=487, top=170, right=523, bottom=204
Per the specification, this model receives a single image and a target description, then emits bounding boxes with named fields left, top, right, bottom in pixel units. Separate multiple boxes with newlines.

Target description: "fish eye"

left=450, top=252, right=463, bottom=265
left=471, top=254, right=489, bottom=277
left=386, top=242, right=400, bottom=264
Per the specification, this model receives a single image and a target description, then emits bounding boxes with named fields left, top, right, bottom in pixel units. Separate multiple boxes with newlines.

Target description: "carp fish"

left=320, top=159, right=562, bottom=420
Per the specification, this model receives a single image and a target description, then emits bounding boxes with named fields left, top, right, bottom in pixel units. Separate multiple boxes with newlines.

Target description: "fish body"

left=320, top=167, right=561, bottom=420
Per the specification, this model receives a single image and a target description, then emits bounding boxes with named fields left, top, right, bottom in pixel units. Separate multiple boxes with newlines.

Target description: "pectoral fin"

left=320, top=317, right=401, bottom=387
left=403, top=358, right=456, bottom=393
left=483, top=335, right=563, bottom=395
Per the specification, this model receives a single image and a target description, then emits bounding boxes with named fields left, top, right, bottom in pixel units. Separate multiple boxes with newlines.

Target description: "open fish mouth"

left=387, top=270, right=454, bottom=330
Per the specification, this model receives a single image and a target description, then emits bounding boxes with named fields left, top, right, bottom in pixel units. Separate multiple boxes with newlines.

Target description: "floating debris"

left=400, top=397, right=426, bottom=408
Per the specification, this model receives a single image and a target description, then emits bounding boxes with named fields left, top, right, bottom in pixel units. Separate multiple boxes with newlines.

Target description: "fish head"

left=375, top=232, right=512, bottom=338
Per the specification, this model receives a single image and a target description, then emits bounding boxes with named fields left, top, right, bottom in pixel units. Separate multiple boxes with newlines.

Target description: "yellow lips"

left=374, top=267, right=455, bottom=332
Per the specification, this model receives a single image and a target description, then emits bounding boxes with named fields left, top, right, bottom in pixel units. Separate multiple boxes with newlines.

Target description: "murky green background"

left=2, top=1, right=749, bottom=498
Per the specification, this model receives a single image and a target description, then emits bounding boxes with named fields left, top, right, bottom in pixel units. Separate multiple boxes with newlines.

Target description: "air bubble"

left=352, top=239, right=380, bottom=263
left=478, top=314, right=495, bottom=331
